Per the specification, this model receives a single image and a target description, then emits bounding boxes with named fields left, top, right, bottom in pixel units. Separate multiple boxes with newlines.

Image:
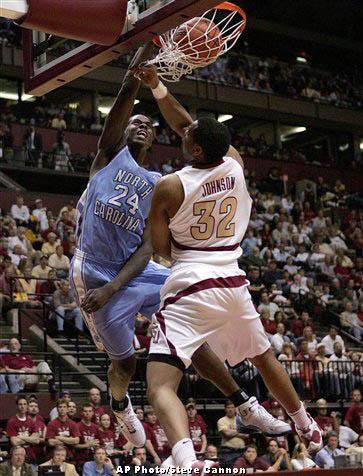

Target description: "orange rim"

left=215, top=2, right=247, bottom=33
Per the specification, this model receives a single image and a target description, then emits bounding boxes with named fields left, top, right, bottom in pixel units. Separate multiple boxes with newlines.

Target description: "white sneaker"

left=238, top=397, right=291, bottom=435
left=110, top=393, right=146, bottom=447
left=295, top=414, right=323, bottom=453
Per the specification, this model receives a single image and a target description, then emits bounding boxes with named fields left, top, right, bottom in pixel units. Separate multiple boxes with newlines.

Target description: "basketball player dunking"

left=134, top=65, right=323, bottom=470
left=72, top=43, right=292, bottom=448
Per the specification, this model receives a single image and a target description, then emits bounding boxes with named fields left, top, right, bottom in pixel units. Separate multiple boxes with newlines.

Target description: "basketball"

left=173, top=17, right=222, bottom=65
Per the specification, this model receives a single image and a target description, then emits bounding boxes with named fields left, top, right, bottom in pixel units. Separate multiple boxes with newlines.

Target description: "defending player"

left=72, top=43, right=291, bottom=446
left=133, top=65, right=323, bottom=469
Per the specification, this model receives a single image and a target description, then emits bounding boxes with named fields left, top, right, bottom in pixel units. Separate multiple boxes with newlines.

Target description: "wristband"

left=152, top=81, right=168, bottom=100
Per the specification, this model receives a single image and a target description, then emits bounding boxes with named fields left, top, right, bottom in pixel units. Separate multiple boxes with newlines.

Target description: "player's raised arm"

left=90, top=43, right=155, bottom=178
left=133, top=65, right=193, bottom=137
left=134, top=65, right=244, bottom=168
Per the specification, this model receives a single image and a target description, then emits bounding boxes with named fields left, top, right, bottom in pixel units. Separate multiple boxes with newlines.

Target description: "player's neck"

left=128, top=143, right=147, bottom=165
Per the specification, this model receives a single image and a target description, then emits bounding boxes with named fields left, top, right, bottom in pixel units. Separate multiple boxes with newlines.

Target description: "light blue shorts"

left=70, top=249, right=170, bottom=360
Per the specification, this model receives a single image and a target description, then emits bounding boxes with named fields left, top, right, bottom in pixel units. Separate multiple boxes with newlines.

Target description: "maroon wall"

left=7, top=123, right=363, bottom=191
left=0, top=190, right=77, bottom=215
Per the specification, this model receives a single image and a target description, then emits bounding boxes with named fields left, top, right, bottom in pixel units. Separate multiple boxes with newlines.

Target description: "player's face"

left=126, top=115, right=155, bottom=149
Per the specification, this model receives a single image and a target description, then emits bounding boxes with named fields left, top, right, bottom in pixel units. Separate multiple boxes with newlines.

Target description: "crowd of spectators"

left=0, top=389, right=362, bottom=473
left=196, top=52, right=362, bottom=110
left=0, top=194, right=82, bottom=338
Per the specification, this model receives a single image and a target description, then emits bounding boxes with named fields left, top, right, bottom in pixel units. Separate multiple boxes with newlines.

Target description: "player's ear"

left=192, top=144, right=203, bottom=160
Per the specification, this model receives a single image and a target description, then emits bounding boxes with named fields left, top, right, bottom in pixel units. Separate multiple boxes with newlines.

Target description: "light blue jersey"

left=70, top=146, right=170, bottom=359
left=76, top=145, right=161, bottom=266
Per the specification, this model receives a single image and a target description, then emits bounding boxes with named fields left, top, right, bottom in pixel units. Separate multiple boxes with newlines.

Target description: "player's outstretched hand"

left=132, top=64, right=159, bottom=89
left=81, top=284, right=115, bottom=313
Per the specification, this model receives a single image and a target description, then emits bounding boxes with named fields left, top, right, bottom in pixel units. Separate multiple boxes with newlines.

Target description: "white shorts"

left=149, top=265, right=270, bottom=369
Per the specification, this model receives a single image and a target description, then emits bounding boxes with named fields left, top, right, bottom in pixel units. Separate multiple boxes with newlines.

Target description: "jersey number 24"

left=108, top=185, right=139, bottom=215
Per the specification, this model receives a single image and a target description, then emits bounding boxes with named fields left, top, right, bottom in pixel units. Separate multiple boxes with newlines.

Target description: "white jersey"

left=169, top=156, right=252, bottom=267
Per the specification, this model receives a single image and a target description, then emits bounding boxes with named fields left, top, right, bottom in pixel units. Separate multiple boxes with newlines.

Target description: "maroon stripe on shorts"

left=171, top=235, right=241, bottom=252
left=155, top=274, right=249, bottom=356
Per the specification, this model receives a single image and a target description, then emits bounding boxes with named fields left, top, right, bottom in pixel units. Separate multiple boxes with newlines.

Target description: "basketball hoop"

left=147, top=2, right=246, bottom=82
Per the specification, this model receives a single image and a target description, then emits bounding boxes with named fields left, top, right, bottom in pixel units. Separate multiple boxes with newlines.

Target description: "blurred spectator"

left=344, top=389, right=363, bottom=434
left=291, top=443, right=317, bottom=470
left=6, top=397, right=40, bottom=463
left=346, top=434, right=363, bottom=466
left=51, top=114, right=67, bottom=130
left=333, top=412, right=358, bottom=449
left=97, top=413, right=128, bottom=459
left=0, top=337, right=54, bottom=393
left=186, top=402, right=207, bottom=456
left=262, top=439, right=292, bottom=471
left=314, top=399, right=336, bottom=436
left=131, top=447, right=154, bottom=470
left=52, top=280, right=83, bottom=334
left=23, top=124, right=43, bottom=167
left=52, top=132, right=73, bottom=172
left=340, top=302, right=362, bottom=340
left=234, top=444, right=290, bottom=471
left=49, top=390, right=72, bottom=421
left=82, top=446, right=117, bottom=476
left=41, top=233, right=60, bottom=257
left=32, top=255, right=51, bottom=280
left=315, top=431, right=344, bottom=468
left=321, top=327, right=346, bottom=356
left=75, top=404, right=99, bottom=467
left=68, top=401, right=79, bottom=422
left=49, top=245, right=70, bottom=278
left=88, top=388, right=106, bottom=425
left=59, top=201, right=77, bottom=224
left=0, top=446, right=35, bottom=476
left=217, top=401, right=246, bottom=466
left=27, top=399, right=46, bottom=464
left=32, top=199, right=49, bottom=231
left=40, top=445, right=79, bottom=476
left=46, top=398, right=80, bottom=460
left=271, top=323, right=291, bottom=354
left=10, top=196, right=30, bottom=227
left=144, top=409, right=170, bottom=464
left=204, top=445, right=218, bottom=462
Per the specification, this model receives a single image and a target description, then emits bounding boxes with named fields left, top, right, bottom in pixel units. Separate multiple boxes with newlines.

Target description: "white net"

left=147, top=1, right=246, bottom=82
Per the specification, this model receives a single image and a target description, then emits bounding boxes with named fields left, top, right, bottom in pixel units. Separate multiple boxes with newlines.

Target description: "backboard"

left=22, top=0, right=223, bottom=96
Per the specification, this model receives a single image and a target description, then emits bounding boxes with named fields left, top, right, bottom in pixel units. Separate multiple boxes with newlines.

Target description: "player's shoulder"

left=154, top=173, right=182, bottom=196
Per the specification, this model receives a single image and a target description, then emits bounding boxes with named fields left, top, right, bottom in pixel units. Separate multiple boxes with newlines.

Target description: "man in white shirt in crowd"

left=8, top=227, right=33, bottom=257
left=340, top=302, right=362, bottom=340
left=332, top=412, right=358, bottom=450
left=32, top=199, right=49, bottom=231
left=10, top=196, right=30, bottom=226
left=257, top=291, right=279, bottom=320
left=49, top=245, right=70, bottom=278
left=321, top=327, right=345, bottom=356
left=271, top=323, right=291, bottom=355
left=315, top=431, right=344, bottom=469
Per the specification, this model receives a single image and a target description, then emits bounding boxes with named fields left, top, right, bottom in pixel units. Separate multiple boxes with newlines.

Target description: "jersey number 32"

left=191, top=197, right=237, bottom=240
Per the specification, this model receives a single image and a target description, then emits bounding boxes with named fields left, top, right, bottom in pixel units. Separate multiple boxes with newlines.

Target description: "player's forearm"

left=108, top=240, right=153, bottom=294
left=59, top=436, right=79, bottom=445
left=156, top=89, right=193, bottom=137
left=98, top=43, right=155, bottom=154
